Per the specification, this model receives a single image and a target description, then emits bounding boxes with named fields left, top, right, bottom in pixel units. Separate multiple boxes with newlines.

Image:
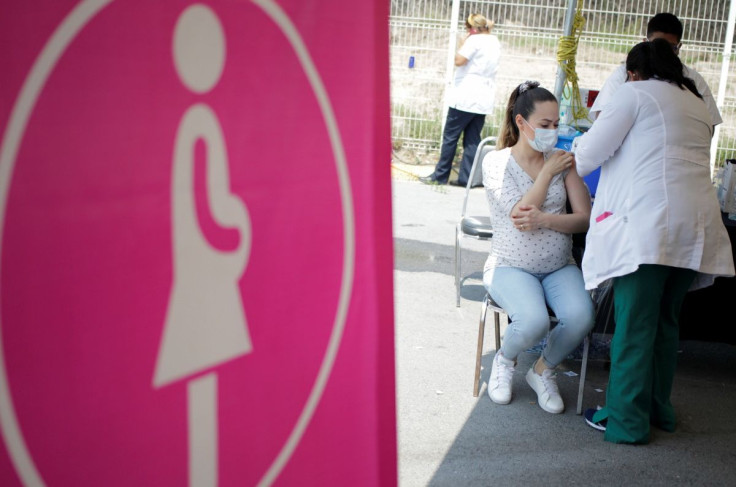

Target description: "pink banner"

left=0, top=1, right=395, bottom=485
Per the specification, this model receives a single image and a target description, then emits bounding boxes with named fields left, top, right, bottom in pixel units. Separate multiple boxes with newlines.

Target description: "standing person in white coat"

left=574, top=39, right=735, bottom=444
left=589, top=12, right=722, bottom=132
left=420, top=13, right=501, bottom=187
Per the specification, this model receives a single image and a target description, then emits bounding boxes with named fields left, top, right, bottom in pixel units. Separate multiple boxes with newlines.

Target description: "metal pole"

left=441, top=0, right=462, bottom=135
left=553, top=0, right=578, bottom=102
left=710, top=0, right=736, bottom=175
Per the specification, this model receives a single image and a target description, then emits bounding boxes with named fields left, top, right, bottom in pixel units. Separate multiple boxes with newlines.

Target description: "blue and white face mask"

left=523, top=118, right=558, bottom=153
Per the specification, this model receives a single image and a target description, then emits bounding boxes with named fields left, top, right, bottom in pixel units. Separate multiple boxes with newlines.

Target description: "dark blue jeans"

left=431, top=107, right=486, bottom=184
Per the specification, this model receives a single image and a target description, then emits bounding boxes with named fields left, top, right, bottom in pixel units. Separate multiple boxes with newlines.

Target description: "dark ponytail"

left=626, top=39, right=702, bottom=99
left=497, top=80, right=557, bottom=149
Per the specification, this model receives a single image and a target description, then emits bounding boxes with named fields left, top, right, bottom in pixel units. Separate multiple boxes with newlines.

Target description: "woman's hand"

left=511, top=204, right=547, bottom=232
left=540, top=150, right=574, bottom=178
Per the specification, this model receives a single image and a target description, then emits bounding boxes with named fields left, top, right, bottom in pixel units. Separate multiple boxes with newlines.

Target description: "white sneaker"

left=525, top=367, right=564, bottom=414
left=487, top=352, right=515, bottom=404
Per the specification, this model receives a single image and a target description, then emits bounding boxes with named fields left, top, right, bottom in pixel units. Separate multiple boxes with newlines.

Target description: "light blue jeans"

left=483, top=264, right=595, bottom=367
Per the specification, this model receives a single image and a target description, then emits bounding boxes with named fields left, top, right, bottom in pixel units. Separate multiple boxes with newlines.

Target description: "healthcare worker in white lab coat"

left=589, top=13, right=722, bottom=132
left=573, top=38, right=735, bottom=444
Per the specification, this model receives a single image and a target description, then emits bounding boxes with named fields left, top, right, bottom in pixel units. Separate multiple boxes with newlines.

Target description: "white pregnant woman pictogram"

left=152, top=5, right=251, bottom=486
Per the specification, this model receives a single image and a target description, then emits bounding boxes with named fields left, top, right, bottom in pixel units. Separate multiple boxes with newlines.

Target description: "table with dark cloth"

left=678, top=213, right=736, bottom=345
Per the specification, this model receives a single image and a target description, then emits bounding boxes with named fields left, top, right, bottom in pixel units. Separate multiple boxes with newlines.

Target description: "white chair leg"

left=576, top=332, right=591, bottom=415
left=455, top=225, right=461, bottom=307
left=493, top=310, right=501, bottom=353
left=473, top=295, right=489, bottom=397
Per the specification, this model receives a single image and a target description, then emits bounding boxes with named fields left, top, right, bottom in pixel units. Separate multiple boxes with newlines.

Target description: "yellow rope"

left=556, top=0, right=589, bottom=129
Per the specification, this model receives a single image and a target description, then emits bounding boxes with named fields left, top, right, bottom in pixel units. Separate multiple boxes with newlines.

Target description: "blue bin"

left=582, top=168, right=600, bottom=197
left=555, top=132, right=579, bottom=152
left=555, top=131, right=600, bottom=197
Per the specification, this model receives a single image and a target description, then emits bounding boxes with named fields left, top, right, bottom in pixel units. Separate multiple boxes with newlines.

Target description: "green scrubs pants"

left=592, top=264, right=696, bottom=444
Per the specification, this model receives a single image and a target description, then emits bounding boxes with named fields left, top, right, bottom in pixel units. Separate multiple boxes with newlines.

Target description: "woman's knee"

left=558, top=301, right=595, bottom=334
left=509, top=309, right=551, bottom=341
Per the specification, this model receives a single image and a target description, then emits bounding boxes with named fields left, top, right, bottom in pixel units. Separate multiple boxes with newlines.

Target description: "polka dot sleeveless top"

left=482, top=148, right=574, bottom=274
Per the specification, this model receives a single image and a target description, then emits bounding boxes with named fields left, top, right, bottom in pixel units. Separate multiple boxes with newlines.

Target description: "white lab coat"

left=449, top=34, right=501, bottom=115
left=589, top=63, right=723, bottom=127
left=574, top=79, right=735, bottom=291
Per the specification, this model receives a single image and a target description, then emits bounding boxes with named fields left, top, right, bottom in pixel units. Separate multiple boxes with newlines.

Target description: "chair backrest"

left=461, top=136, right=496, bottom=218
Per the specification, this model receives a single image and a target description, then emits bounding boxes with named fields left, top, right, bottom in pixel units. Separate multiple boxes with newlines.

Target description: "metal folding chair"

left=455, top=136, right=496, bottom=307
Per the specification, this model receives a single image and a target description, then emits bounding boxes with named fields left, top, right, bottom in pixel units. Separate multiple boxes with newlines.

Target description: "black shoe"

left=418, top=175, right=441, bottom=185
left=584, top=408, right=607, bottom=432
left=449, top=180, right=467, bottom=187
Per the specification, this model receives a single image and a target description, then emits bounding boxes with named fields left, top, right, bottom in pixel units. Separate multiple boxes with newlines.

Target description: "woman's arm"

left=511, top=169, right=591, bottom=233
left=511, top=150, right=574, bottom=214
left=455, top=53, right=468, bottom=66
left=575, top=84, right=638, bottom=176
left=456, top=33, right=477, bottom=66
left=559, top=169, right=591, bottom=233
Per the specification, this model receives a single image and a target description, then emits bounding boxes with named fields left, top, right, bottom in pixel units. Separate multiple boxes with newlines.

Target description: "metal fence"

left=390, top=0, right=736, bottom=165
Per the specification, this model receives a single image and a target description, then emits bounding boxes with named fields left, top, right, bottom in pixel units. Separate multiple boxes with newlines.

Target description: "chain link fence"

left=390, top=0, right=736, bottom=166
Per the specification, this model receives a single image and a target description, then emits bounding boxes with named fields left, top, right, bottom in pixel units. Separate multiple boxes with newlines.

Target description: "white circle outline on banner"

left=0, top=1, right=356, bottom=486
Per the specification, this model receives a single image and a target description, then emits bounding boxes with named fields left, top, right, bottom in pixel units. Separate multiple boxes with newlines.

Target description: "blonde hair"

left=466, top=13, right=494, bottom=32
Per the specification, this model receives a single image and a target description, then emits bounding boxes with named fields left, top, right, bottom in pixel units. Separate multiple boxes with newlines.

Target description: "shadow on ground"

left=426, top=339, right=736, bottom=486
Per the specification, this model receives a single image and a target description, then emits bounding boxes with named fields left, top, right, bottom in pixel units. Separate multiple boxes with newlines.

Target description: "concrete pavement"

left=391, top=162, right=736, bottom=486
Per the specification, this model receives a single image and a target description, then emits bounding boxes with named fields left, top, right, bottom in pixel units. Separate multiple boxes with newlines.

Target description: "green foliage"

left=408, top=116, right=442, bottom=143
left=716, top=143, right=736, bottom=166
